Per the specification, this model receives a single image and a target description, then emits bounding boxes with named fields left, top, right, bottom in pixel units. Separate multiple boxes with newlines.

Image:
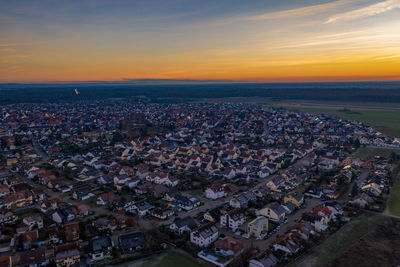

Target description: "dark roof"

left=119, top=232, right=145, bottom=250
left=20, top=249, right=46, bottom=265
left=268, top=202, right=286, bottom=216
left=89, top=236, right=112, bottom=253
left=174, top=216, right=197, bottom=229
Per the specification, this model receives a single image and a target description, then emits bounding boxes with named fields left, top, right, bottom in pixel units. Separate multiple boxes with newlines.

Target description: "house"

left=52, top=208, right=76, bottom=224
left=151, top=208, right=174, bottom=220
left=45, top=227, right=61, bottom=245
left=0, top=210, right=18, bottom=225
left=190, top=223, right=219, bottom=247
left=150, top=184, right=168, bottom=198
left=118, top=232, right=145, bottom=253
left=176, top=196, right=200, bottom=211
left=304, top=186, right=323, bottom=199
left=283, top=192, right=304, bottom=208
left=169, top=216, right=197, bottom=235
left=282, top=201, right=296, bottom=214
left=22, top=214, right=43, bottom=230
left=88, top=236, right=113, bottom=263
left=65, top=222, right=80, bottom=241
left=71, top=203, right=90, bottom=217
left=0, top=185, right=10, bottom=197
left=273, top=233, right=303, bottom=255
left=20, top=248, right=48, bottom=267
left=249, top=252, right=279, bottom=267
left=220, top=209, right=245, bottom=231
left=204, top=208, right=221, bottom=223
left=93, top=217, right=112, bottom=233
left=164, top=189, right=182, bottom=202
left=31, top=187, right=46, bottom=201
left=14, top=230, right=39, bottom=251
left=97, top=192, right=115, bottom=206
left=214, top=236, right=244, bottom=256
left=247, top=216, right=269, bottom=237
left=72, top=184, right=94, bottom=201
left=260, top=202, right=286, bottom=223
left=0, top=256, right=11, bottom=267
left=205, top=184, right=227, bottom=200
left=222, top=168, right=236, bottom=179
left=229, top=192, right=257, bottom=209
left=133, top=200, right=154, bottom=217
left=40, top=198, right=61, bottom=213
left=266, top=177, right=284, bottom=192
left=113, top=174, right=131, bottom=187
left=54, top=243, right=81, bottom=267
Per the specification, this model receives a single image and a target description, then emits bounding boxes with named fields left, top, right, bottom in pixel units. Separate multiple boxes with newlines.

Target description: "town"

left=0, top=101, right=399, bottom=267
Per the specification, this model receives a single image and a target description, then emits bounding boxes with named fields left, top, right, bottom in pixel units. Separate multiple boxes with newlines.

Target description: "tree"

left=337, top=175, right=345, bottom=189
left=354, top=138, right=360, bottom=148
left=63, top=166, right=76, bottom=180
left=351, top=183, right=358, bottom=197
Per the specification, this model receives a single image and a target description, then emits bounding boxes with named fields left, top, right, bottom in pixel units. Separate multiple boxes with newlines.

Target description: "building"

left=20, top=249, right=48, bottom=267
left=220, top=209, right=245, bottom=231
left=118, top=232, right=145, bottom=253
left=88, top=236, right=113, bottom=263
left=260, top=202, right=286, bottom=223
left=190, top=223, right=219, bottom=247
left=54, top=243, right=81, bottom=267
left=247, top=216, right=269, bottom=237
left=169, top=216, right=197, bottom=235
left=283, top=192, right=304, bottom=208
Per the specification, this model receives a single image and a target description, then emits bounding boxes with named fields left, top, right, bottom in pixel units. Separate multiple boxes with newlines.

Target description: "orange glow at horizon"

left=1, top=0, right=400, bottom=83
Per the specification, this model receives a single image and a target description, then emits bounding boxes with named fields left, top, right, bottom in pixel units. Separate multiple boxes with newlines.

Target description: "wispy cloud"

left=376, top=54, right=400, bottom=60
left=0, top=43, right=17, bottom=47
left=273, top=32, right=400, bottom=49
left=247, top=0, right=354, bottom=21
left=325, top=0, right=400, bottom=23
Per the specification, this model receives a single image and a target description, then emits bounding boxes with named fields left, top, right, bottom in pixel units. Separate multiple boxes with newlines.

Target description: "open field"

left=115, top=251, right=201, bottom=267
left=326, top=217, right=400, bottom=267
left=386, top=165, right=400, bottom=216
left=351, top=147, right=400, bottom=160
left=387, top=180, right=400, bottom=217
left=262, top=100, right=400, bottom=137
left=292, top=213, right=384, bottom=267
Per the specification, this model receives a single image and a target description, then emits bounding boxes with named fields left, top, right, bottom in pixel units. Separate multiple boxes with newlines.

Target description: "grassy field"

left=387, top=180, right=400, bottom=217
left=291, top=213, right=384, bottom=267
left=118, top=251, right=202, bottom=267
left=263, top=101, right=400, bottom=137
left=386, top=165, right=400, bottom=216
left=351, top=147, right=400, bottom=160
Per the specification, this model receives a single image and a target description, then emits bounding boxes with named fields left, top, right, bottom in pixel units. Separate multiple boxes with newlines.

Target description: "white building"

left=190, top=224, right=219, bottom=247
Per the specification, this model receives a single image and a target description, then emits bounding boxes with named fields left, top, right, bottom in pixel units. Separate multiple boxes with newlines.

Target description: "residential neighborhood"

left=0, top=101, right=399, bottom=266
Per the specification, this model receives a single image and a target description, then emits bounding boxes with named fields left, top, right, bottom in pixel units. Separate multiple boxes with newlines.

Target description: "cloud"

left=376, top=54, right=400, bottom=60
left=325, top=0, right=400, bottom=23
left=273, top=32, right=400, bottom=49
left=247, top=0, right=353, bottom=21
left=0, top=43, right=17, bottom=47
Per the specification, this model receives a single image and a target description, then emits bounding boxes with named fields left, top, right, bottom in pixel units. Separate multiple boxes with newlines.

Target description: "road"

left=136, top=158, right=308, bottom=230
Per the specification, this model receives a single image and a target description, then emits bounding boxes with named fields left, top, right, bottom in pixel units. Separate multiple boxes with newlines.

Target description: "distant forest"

left=1, top=81, right=400, bottom=104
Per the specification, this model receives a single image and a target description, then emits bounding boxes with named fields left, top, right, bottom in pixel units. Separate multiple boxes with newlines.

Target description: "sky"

left=1, top=0, right=400, bottom=82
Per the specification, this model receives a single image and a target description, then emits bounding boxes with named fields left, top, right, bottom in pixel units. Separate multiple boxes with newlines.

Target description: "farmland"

left=263, top=101, right=400, bottom=137
left=291, top=213, right=386, bottom=267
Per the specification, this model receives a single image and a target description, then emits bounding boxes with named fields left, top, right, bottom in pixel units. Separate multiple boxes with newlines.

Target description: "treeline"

left=1, top=81, right=400, bottom=104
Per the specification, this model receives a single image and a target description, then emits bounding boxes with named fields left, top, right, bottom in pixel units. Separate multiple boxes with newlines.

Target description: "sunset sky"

left=1, top=0, right=400, bottom=82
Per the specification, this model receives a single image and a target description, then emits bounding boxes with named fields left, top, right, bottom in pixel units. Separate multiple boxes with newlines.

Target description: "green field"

left=387, top=165, right=400, bottom=216
left=291, top=213, right=384, bottom=267
left=352, top=147, right=400, bottom=160
left=118, top=251, right=202, bottom=267
left=263, top=102, right=400, bottom=137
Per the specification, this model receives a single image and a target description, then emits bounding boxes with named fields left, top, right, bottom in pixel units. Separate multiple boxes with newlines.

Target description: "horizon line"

left=1, top=77, right=400, bottom=85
